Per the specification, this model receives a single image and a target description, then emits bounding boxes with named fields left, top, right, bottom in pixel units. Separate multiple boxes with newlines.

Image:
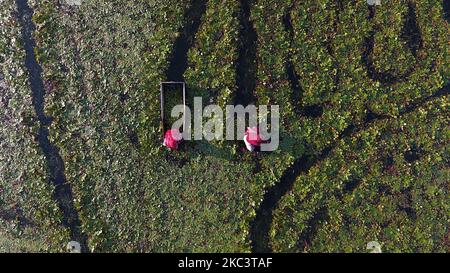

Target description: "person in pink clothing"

left=243, top=127, right=263, bottom=152
left=163, top=129, right=183, bottom=150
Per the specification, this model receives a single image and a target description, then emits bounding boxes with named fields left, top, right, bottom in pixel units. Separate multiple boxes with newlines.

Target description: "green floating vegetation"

left=271, top=97, right=449, bottom=252
left=1, top=0, right=447, bottom=253
left=0, top=1, right=70, bottom=252
left=184, top=0, right=240, bottom=109
left=162, top=83, right=185, bottom=130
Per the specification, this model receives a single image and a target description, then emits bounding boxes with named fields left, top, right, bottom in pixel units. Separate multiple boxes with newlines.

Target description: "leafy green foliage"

left=0, top=1, right=70, bottom=252
left=271, top=97, right=449, bottom=252
left=29, top=0, right=257, bottom=252
left=1, top=0, right=448, bottom=253
left=184, top=0, right=240, bottom=109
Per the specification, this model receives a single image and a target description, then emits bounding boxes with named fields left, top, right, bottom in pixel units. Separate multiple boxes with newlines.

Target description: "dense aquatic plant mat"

left=1, top=0, right=448, bottom=252
left=0, top=0, right=70, bottom=252
left=28, top=0, right=257, bottom=252
left=271, top=96, right=449, bottom=252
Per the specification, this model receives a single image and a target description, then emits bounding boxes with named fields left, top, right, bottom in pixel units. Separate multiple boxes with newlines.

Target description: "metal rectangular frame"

left=160, top=82, right=187, bottom=138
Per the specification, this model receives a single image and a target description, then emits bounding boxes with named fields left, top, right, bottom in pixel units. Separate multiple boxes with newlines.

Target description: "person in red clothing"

left=243, top=127, right=263, bottom=152
left=163, top=128, right=183, bottom=150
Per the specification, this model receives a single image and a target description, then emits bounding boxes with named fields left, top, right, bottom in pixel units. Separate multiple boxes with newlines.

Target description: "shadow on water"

left=166, top=0, right=207, bottom=81
left=362, top=2, right=424, bottom=86
left=282, top=4, right=325, bottom=119
left=250, top=81, right=449, bottom=253
left=235, top=0, right=258, bottom=106
left=401, top=1, right=423, bottom=57
left=16, top=0, right=88, bottom=252
left=443, top=0, right=450, bottom=23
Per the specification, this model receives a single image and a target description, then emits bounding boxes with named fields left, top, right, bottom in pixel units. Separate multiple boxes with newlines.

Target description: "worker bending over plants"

left=163, top=129, right=183, bottom=150
left=163, top=127, right=264, bottom=152
left=244, top=127, right=263, bottom=152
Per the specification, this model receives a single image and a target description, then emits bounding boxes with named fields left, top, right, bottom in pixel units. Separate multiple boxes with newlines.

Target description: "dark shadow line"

left=16, top=0, right=88, bottom=252
left=285, top=60, right=304, bottom=115
left=250, top=81, right=449, bottom=253
left=443, top=0, right=449, bottom=23
left=296, top=207, right=329, bottom=251
left=401, top=1, right=422, bottom=57
left=235, top=0, right=258, bottom=106
left=362, top=2, right=424, bottom=86
left=166, top=0, right=207, bottom=82
left=282, top=2, right=329, bottom=118
left=282, top=5, right=305, bottom=115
